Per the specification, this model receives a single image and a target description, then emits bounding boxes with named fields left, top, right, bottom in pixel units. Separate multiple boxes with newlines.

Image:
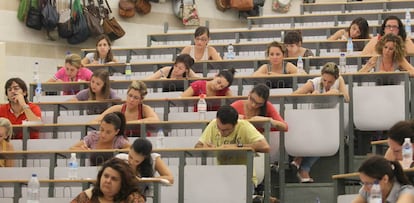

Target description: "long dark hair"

left=348, top=17, right=370, bottom=39
left=94, top=34, right=115, bottom=63
left=388, top=120, right=414, bottom=145
left=102, top=112, right=126, bottom=138
left=358, top=155, right=411, bottom=186
left=380, top=16, right=406, bottom=40
left=250, top=84, right=269, bottom=117
left=131, top=138, right=154, bottom=177
left=89, top=69, right=111, bottom=100
left=217, top=68, right=236, bottom=88
left=92, top=158, right=142, bottom=201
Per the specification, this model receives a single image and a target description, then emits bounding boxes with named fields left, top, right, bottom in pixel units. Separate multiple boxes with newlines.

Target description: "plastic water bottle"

left=27, top=174, right=40, bottom=203
left=405, top=9, right=411, bottom=37
left=339, top=52, right=346, bottom=73
left=68, top=153, right=78, bottom=180
left=402, top=138, right=413, bottom=169
left=346, top=38, right=353, bottom=55
left=226, top=43, right=235, bottom=59
left=369, top=180, right=382, bottom=203
left=156, top=129, right=165, bottom=148
left=297, top=56, right=305, bottom=74
left=33, top=62, right=39, bottom=83
left=125, top=63, right=132, bottom=80
left=34, top=82, right=42, bottom=103
left=197, top=94, right=207, bottom=120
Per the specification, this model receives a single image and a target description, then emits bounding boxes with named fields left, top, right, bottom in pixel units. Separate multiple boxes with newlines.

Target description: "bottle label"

left=125, top=69, right=132, bottom=75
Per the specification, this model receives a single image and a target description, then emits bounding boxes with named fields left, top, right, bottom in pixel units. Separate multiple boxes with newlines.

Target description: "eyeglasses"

left=249, top=95, right=265, bottom=107
left=385, top=25, right=399, bottom=30
left=359, top=181, right=376, bottom=188
left=195, top=37, right=208, bottom=42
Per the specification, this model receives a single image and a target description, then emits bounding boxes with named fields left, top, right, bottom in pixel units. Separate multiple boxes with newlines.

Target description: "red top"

left=0, top=103, right=42, bottom=139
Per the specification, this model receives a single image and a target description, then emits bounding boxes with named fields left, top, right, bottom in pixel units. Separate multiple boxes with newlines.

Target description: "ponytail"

left=390, top=160, right=412, bottom=185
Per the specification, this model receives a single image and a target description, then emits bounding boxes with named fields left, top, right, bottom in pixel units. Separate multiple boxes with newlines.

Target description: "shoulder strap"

left=139, top=103, right=143, bottom=119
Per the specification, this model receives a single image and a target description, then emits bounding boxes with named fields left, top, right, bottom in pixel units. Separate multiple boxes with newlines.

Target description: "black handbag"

left=26, top=0, right=43, bottom=30
left=41, top=0, right=59, bottom=31
left=67, top=0, right=90, bottom=44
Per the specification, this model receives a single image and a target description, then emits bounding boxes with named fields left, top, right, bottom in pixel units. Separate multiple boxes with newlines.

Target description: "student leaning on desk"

left=0, top=118, right=14, bottom=167
left=352, top=155, right=414, bottom=203
left=385, top=120, right=414, bottom=164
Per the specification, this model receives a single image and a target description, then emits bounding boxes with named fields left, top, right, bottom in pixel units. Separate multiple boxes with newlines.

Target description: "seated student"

left=71, top=157, right=145, bottom=203
left=359, top=34, right=414, bottom=76
left=116, top=138, right=174, bottom=195
left=47, top=53, right=93, bottom=95
left=328, top=17, right=370, bottom=40
left=283, top=31, right=314, bottom=58
left=352, top=155, right=414, bottom=203
left=252, top=41, right=300, bottom=76
left=384, top=120, right=414, bottom=163
left=180, top=26, right=222, bottom=61
left=293, top=62, right=350, bottom=102
left=362, top=16, right=414, bottom=55
left=231, top=84, right=288, bottom=132
left=93, top=80, right=159, bottom=124
left=291, top=62, right=349, bottom=183
left=0, top=78, right=41, bottom=139
left=0, top=118, right=15, bottom=167
left=181, top=68, right=235, bottom=111
left=68, top=69, right=121, bottom=114
left=70, top=112, right=130, bottom=166
left=145, top=53, right=199, bottom=85
left=81, top=34, right=118, bottom=65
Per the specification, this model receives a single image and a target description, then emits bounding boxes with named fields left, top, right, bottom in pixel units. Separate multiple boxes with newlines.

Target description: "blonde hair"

left=0, top=117, right=13, bottom=141
left=375, top=33, right=406, bottom=62
left=128, top=80, right=148, bottom=99
left=321, top=62, right=339, bottom=79
left=65, top=53, right=82, bottom=68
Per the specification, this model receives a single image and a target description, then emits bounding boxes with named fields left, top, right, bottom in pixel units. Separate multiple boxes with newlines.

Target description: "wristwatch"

left=237, top=143, right=243, bottom=148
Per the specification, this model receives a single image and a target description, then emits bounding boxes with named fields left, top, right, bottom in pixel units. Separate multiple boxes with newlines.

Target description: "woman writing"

left=359, top=33, right=414, bottom=76
left=70, top=112, right=130, bottom=166
left=352, top=155, right=414, bottom=203
left=117, top=138, right=174, bottom=195
left=283, top=31, right=314, bottom=58
left=68, top=69, right=121, bottom=114
left=94, top=80, right=159, bottom=123
left=231, top=84, right=288, bottom=131
left=71, top=157, right=145, bottom=203
left=81, top=34, right=118, bottom=65
left=180, top=26, right=222, bottom=61
left=145, top=54, right=199, bottom=80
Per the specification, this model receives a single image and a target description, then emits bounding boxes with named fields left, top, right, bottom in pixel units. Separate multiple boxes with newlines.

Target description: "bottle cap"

left=199, top=94, right=206, bottom=99
left=71, top=153, right=76, bottom=157
left=32, top=173, right=37, bottom=177
left=298, top=56, right=302, bottom=60
left=405, top=138, right=411, bottom=143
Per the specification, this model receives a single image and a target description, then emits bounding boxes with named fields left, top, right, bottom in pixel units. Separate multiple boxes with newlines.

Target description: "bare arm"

left=187, top=69, right=200, bottom=78
left=246, top=139, right=270, bottom=153
left=328, top=29, right=346, bottom=40
left=208, top=46, right=222, bottom=60
left=181, top=86, right=195, bottom=97
left=194, top=141, right=214, bottom=148
left=92, top=105, right=122, bottom=123
left=292, top=81, right=314, bottom=94
left=405, top=38, right=414, bottom=55
left=145, top=67, right=169, bottom=80
left=359, top=56, right=377, bottom=73
left=252, top=65, right=268, bottom=76
left=69, top=140, right=90, bottom=150
left=398, top=58, right=414, bottom=76
left=14, top=94, right=41, bottom=121
left=397, top=193, right=414, bottom=203
left=337, top=76, right=350, bottom=102
left=141, top=104, right=160, bottom=121
left=47, top=77, right=57, bottom=82
left=225, top=88, right=233, bottom=96
left=384, top=148, right=396, bottom=161
left=81, top=57, right=91, bottom=66
left=180, top=46, right=191, bottom=55
left=361, top=37, right=377, bottom=55
left=154, top=156, right=174, bottom=184
left=5, top=143, right=14, bottom=167
left=286, top=62, right=300, bottom=74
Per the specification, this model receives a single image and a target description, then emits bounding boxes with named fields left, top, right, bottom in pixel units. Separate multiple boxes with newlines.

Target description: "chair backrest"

left=353, top=85, right=405, bottom=131
left=167, top=111, right=217, bottom=121
left=284, top=108, right=340, bottom=156
left=145, top=91, right=183, bottom=99
left=54, top=166, right=100, bottom=179
left=19, top=197, right=73, bottom=203
left=0, top=167, right=49, bottom=180
left=183, top=165, right=246, bottom=203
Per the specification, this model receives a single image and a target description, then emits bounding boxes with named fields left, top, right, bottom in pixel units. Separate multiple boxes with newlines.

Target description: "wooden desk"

left=0, top=147, right=256, bottom=203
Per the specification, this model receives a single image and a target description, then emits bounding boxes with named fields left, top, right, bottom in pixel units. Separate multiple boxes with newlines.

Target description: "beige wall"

left=0, top=0, right=350, bottom=98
